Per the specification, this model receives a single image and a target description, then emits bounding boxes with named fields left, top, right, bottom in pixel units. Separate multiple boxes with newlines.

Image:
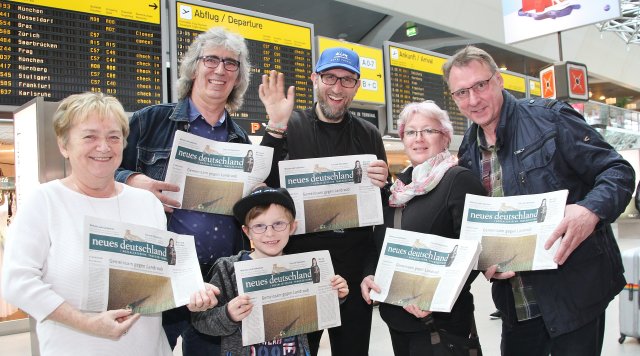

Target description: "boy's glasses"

left=248, top=221, right=290, bottom=234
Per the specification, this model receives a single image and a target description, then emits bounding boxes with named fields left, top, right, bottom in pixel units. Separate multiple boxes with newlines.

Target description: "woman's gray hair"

left=176, top=27, right=251, bottom=112
left=397, top=100, right=453, bottom=145
left=442, top=46, right=498, bottom=85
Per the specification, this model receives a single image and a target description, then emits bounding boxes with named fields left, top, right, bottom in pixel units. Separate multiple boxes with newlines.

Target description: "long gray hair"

left=176, top=27, right=251, bottom=112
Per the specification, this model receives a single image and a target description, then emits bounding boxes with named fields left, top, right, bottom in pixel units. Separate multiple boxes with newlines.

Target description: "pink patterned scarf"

left=389, top=150, right=458, bottom=207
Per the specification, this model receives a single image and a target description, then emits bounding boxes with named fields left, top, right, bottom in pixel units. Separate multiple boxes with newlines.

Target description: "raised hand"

left=258, top=70, right=295, bottom=130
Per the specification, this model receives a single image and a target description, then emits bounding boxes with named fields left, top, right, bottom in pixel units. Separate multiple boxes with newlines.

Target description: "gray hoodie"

left=192, top=251, right=310, bottom=356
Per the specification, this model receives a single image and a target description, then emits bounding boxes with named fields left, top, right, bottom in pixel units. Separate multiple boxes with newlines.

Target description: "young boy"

left=192, top=186, right=349, bottom=355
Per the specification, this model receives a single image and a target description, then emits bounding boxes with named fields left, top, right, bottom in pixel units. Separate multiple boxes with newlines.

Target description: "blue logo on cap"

left=315, top=47, right=360, bottom=76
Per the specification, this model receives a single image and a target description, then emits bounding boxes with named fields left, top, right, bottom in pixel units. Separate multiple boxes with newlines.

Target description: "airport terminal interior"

left=1, top=0, right=640, bottom=355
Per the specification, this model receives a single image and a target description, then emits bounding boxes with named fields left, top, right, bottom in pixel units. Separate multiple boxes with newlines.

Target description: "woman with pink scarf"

left=360, top=100, right=485, bottom=356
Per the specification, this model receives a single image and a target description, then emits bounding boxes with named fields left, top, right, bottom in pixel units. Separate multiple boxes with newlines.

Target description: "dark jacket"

left=261, top=104, right=387, bottom=286
left=192, top=251, right=310, bottom=356
left=458, top=90, right=635, bottom=337
left=115, top=98, right=252, bottom=259
left=635, top=181, right=640, bottom=212
left=368, top=166, right=485, bottom=336
left=116, top=99, right=251, bottom=183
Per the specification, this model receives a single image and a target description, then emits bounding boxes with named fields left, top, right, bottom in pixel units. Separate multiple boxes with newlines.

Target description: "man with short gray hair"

left=444, top=45, right=634, bottom=356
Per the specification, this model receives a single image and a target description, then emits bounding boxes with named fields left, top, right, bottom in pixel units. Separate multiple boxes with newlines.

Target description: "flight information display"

left=171, top=0, right=314, bottom=134
left=528, top=77, right=541, bottom=98
left=384, top=42, right=467, bottom=135
left=0, top=0, right=164, bottom=111
left=502, top=71, right=527, bottom=99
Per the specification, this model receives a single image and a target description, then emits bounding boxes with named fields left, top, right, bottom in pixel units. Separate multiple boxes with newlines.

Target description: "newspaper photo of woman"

left=243, top=149, right=254, bottom=173
left=537, top=198, right=547, bottom=223
left=311, top=258, right=320, bottom=283
left=166, top=238, right=177, bottom=265
left=353, top=160, right=363, bottom=184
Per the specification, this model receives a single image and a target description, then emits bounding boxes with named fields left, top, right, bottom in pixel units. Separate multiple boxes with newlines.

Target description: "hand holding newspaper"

left=81, top=216, right=204, bottom=314
left=234, top=251, right=341, bottom=346
left=278, top=154, right=383, bottom=235
left=460, top=190, right=569, bottom=272
left=370, top=228, right=480, bottom=313
left=163, top=131, right=273, bottom=215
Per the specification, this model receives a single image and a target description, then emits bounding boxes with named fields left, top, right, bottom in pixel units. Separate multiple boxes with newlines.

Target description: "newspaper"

left=370, top=228, right=480, bottom=312
left=81, top=216, right=204, bottom=314
left=164, top=131, right=273, bottom=215
left=460, top=190, right=569, bottom=272
left=234, top=251, right=341, bottom=346
left=278, top=154, right=383, bottom=235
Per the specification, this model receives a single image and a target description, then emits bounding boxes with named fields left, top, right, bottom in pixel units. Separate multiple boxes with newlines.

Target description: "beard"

left=317, top=99, right=348, bottom=122
left=315, top=83, right=354, bottom=122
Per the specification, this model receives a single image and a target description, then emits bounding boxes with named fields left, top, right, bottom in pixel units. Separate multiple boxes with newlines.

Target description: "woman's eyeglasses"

left=403, top=128, right=445, bottom=138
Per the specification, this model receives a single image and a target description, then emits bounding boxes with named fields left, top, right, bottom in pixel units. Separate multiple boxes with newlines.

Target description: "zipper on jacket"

left=514, top=133, right=555, bottom=161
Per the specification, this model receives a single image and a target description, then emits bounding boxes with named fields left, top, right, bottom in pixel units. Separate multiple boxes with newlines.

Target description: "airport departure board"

left=171, top=0, right=314, bottom=134
left=528, top=77, right=541, bottom=98
left=0, top=0, right=164, bottom=111
left=384, top=42, right=467, bottom=135
left=502, top=71, right=527, bottom=99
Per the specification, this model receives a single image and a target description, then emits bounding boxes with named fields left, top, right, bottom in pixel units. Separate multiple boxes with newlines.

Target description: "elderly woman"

left=360, top=100, right=485, bottom=355
left=1, top=92, right=218, bottom=355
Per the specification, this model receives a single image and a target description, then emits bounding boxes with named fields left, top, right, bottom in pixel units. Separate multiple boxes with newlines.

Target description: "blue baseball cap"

left=315, top=47, right=360, bottom=77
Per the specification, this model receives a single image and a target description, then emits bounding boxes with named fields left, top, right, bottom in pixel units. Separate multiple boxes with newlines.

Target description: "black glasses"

left=248, top=221, right=290, bottom=234
left=319, top=73, right=358, bottom=88
left=450, top=72, right=496, bottom=100
left=198, top=55, right=240, bottom=72
left=403, top=128, right=445, bottom=139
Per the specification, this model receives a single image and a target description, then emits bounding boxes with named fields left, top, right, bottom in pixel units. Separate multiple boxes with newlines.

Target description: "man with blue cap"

left=258, top=47, right=389, bottom=355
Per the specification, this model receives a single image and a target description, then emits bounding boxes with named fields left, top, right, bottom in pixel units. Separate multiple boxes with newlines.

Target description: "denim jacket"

left=458, top=90, right=635, bottom=337
left=116, top=99, right=251, bottom=183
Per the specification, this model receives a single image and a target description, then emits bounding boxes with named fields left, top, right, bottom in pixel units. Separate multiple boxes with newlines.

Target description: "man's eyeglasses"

left=248, top=221, right=290, bottom=234
left=198, top=55, right=240, bottom=72
left=450, top=72, right=496, bottom=100
left=403, top=128, right=445, bottom=139
left=319, top=73, right=358, bottom=88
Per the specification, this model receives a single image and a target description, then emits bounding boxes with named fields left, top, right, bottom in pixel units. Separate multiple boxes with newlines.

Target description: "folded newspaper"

left=234, top=251, right=341, bottom=346
left=370, top=228, right=480, bottom=312
left=279, top=154, right=383, bottom=235
left=81, top=216, right=204, bottom=314
left=460, top=190, right=569, bottom=272
left=164, top=131, right=274, bottom=215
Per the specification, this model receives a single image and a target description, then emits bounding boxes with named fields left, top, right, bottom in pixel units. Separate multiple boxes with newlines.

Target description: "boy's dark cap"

left=233, top=186, right=296, bottom=224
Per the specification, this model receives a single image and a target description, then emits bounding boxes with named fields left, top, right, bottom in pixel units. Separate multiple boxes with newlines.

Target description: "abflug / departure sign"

left=0, top=0, right=163, bottom=111
left=173, top=0, right=314, bottom=134
left=384, top=42, right=467, bottom=136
